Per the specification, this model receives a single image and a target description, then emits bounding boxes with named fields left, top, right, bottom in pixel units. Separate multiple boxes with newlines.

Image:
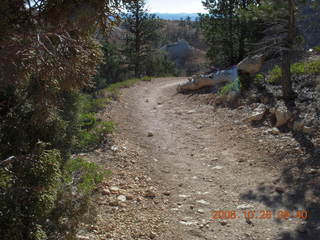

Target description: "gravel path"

left=84, top=77, right=315, bottom=240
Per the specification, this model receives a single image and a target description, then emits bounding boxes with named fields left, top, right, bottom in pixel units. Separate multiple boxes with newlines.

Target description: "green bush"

left=314, top=46, right=320, bottom=53
left=267, top=60, right=320, bottom=84
left=74, top=121, right=115, bottom=152
left=0, top=148, right=62, bottom=240
left=268, top=65, right=282, bottom=84
left=80, top=113, right=97, bottom=130
left=47, top=157, right=110, bottom=239
left=254, top=73, right=265, bottom=83
left=219, top=78, right=241, bottom=96
left=64, top=158, right=109, bottom=194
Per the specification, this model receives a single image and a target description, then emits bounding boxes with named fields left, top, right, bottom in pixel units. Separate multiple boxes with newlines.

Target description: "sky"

left=146, top=0, right=207, bottom=13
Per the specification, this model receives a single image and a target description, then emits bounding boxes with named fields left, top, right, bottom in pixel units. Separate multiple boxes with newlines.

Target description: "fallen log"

left=177, top=55, right=263, bottom=93
left=177, top=66, right=238, bottom=93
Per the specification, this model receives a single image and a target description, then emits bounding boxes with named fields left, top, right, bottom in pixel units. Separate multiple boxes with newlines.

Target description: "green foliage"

left=314, top=45, right=320, bottom=53
left=200, top=0, right=261, bottom=67
left=47, top=157, right=110, bottom=239
left=123, top=0, right=164, bottom=77
left=145, top=50, right=179, bottom=77
left=219, top=78, right=241, bottom=96
left=0, top=149, right=62, bottom=240
left=254, top=73, right=265, bottom=83
left=64, top=158, right=109, bottom=194
left=268, top=65, right=282, bottom=84
left=268, top=60, right=320, bottom=84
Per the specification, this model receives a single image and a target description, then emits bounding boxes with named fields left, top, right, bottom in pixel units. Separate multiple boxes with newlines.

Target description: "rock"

left=102, top=188, right=110, bottom=195
left=237, top=204, right=254, bottom=210
left=126, top=194, right=134, bottom=200
left=271, top=127, right=280, bottom=135
left=76, top=235, right=90, bottom=240
left=274, top=104, right=292, bottom=127
left=144, top=189, right=156, bottom=198
left=147, top=132, right=154, bottom=137
left=110, top=186, right=120, bottom=194
left=293, top=121, right=315, bottom=134
left=111, top=145, right=118, bottom=152
left=212, top=166, right=223, bottom=170
left=178, top=194, right=190, bottom=198
left=149, top=232, right=157, bottom=239
left=196, top=200, right=210, bottom=205
left=197, top=209, right=205, bottom=214
left=109, top=201, right=119, bottom=207
left=145, top=99, right=149, bottom=102
left=243, top=104, right=267, bottom=122
left=163, top=191, right=171, bottom=196
left=117, top=195, right=126, bottom=202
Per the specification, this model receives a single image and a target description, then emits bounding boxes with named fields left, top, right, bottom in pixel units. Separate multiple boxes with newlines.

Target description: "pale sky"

left=146, top=0, right=207, bottom=13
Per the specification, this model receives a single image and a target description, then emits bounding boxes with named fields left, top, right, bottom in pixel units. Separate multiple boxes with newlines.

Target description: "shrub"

left=314, top=45, right=320, bottom=53
left=0, top=148, right=62, bottom=240
left=267, top=60, right=320, bottom=84
left=47, top=157, right=110, bottom=239
left=74, top=121, right=115, bottom=152
left=267, top=65, right=282, bottom=84
left=219, top=78, right=241, bottom=96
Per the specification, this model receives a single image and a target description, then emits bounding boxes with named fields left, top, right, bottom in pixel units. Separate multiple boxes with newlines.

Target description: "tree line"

left=200, top=0, right=318, bottom=100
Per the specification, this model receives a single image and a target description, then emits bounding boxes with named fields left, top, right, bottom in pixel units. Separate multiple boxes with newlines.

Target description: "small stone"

left=212, top=166, right=223, bottom=170
left=219, top=220, right=228, bottom=226
left=144, top=189, right=156, bottom=198
left=271, top=128, right=280, bottom=135
left=237, top=204, right=254, bottom=210
left=196, top=200, right=210, bottom=205
left=197, top=209, right=205, bottom=214
left=102, top=188, right=110, bottom=195
left=163, top=191, right=171, bottom=196
left=109, top=201, right=119, bottom=207
left=76, top=235, right=90, bottom=240
left=110, top=186, right=120, bottom=194
left=117, top=195, right=126, bottom=202
left=126, top=194, right=134, bottom=200
left=149, top=231, right=157, bottom=239
left=147, top=132, right=154, bottom=137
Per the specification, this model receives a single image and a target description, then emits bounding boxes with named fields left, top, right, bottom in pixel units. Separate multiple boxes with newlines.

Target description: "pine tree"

left=123, top=0, right=162, bottom=77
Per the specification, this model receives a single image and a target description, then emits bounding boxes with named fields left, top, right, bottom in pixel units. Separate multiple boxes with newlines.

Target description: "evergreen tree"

left=199, top=0, right=260, bottom=67
left=123, top=0, right=163, bottom=77
left=245, top=0, right=312, bottom=99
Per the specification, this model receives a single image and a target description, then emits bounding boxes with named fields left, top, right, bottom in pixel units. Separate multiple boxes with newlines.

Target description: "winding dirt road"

left=94, top=77, right=312, bottom=240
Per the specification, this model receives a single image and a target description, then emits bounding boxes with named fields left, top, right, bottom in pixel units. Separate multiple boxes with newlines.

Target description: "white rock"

left=111, top=145, right=118, bottom=152
left=212, top=166, right=223, bottom=170
left=117, top=195, right=126, bottom=202
left=237, top=204, right=254, bottom=210
left=76, top=235, right=90, bottom=240
left=198, top=209, right=205, bottom=214
left=197, top=200, right=210, bottom=205
left=110, top=186, right=120, bottom=194
left=180, top=220, right=198, bottom=226
left=178, top=194, right=190, bottom=198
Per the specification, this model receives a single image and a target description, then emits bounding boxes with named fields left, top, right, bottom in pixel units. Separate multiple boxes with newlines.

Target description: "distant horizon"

left=146, top=0, right=207, bottom=14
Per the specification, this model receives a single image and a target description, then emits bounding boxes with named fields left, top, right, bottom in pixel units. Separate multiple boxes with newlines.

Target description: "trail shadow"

left=240, top=132, right=320, bottom=239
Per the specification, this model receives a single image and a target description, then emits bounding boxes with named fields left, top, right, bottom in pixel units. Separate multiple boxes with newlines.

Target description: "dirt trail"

left=93, top=77, right=311, bottom=240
